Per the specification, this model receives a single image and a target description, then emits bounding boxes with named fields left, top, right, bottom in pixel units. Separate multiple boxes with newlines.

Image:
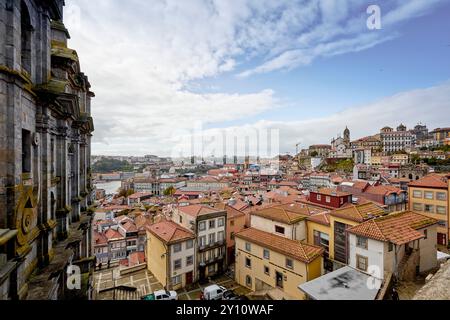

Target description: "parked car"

left=222, top=290, right=240, bottom=300
left=200, top=285, right=227, bottom=300
left=141, top=290, right=178, bottom=300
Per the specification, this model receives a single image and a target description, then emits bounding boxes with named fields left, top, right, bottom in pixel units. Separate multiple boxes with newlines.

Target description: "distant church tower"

left=343, top=126, right=350, bottom=146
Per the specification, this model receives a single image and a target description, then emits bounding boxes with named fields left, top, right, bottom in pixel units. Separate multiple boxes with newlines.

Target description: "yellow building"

left=391, top=153, right=409, bottom=165
left=147, top=221, right=196, bottom=290
left=371, top=155, right=382, bottom=166
left=408, top=173, right=450, bottom=245
left=305, top=202, right=385, bottom=270
left=235, top=228, right=323, bottom=300
left=306, top=212, right=331, bottom=259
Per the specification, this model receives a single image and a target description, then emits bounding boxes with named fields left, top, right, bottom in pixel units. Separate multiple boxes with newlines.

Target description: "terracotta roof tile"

left=250, top=206, right=307, bottom=224
left=235, top=228, right=324, bottom=264
left=177, top=204, right=224, bottom=217
left=307, top=212, right=331, bottom=226
left=147, top=221, right=194, bottom=244
left=122, top=221, right=138, bottom=232
left=317, top=188, right=352, bottom=197
left=408, top=174, right=448, bottom=189
left=104, top=228, right=124, bottom=240
left=94, top=231, right=108, bottom=245
left=330, top=202, right=385, bottom=223
left=348, top=211, right=438, bottom=245
left=226, top=205, right=246, bottom=219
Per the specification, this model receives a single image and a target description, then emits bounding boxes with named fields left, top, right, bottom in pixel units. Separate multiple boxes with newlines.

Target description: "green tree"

left=163, top=186, right=176, bottom=196
left=92, top=158, right=133, bottom=173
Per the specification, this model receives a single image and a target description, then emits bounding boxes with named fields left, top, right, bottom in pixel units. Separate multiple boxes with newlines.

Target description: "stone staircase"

left=107, top=284, right=151, bottom=300
left=398, top=249, right=420, bottom=281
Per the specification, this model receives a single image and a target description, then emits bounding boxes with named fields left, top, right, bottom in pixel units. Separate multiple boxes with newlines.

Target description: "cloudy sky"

left=64, top=0, right=450, bottom=157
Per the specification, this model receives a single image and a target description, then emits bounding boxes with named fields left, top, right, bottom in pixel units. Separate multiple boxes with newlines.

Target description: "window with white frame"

left=186, top=239, right=194, bottom=249
left=437, top=192, right=447, bottom=201
left=172, top=275, right=181, bottom=285
left=413, top=190, right=422, bottom=198
left=186, top=255, right=193, bottom=266
left=199, top=236, right=206, bottom=247
left=218, top=217, right=225, bottom=227
left=209, top=233, right=215, bottom=244
left=245, top=242, right=251, bottom=252
left=174, top=259, right=182, bottom=270
left=198, top=221, right=206, bottom=231
left=263, top=249, right=270, bottom=259
left=424, top=191, right=434, bottom=200
left=209, top=219, right=216, bottom=229
left=356, top=255, right=368, bottom=271
left=173, top=243, right=182, bottom=253
left=356, top=236, right=368, bottom=249
left=437, top=206, right=447, bottom=215
left=285, top=258, right=294, bottom=269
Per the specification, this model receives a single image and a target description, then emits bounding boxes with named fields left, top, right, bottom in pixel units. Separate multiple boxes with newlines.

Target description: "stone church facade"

left=0, top=0, right=95, bottom=299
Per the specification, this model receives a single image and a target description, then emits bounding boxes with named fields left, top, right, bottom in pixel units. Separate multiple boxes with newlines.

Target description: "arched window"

left=20, top=1, right=32, bottom=74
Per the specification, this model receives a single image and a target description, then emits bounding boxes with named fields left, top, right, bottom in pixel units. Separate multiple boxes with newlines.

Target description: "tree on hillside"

left=92, top=158, right=133, bottom=173
left=163, top=186, right=176, bottom=196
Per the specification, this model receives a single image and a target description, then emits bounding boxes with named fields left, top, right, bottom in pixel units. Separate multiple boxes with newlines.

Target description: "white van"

left=200, top=285, right=227, bottom=300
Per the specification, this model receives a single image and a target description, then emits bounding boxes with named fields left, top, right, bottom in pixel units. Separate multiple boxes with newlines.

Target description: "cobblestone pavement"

left=176, top=274, right=252, bottom=300
left=93, top=267, right=163, bottom=300
left=93, top=267, right=251, bottom=300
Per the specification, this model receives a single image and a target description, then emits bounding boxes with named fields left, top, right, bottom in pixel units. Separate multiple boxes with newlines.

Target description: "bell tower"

left=344, top=126, right=350, bottom=146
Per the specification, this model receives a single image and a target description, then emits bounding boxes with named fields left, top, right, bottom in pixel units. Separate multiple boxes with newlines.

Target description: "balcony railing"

left=198, top=240, right=225, bottom=251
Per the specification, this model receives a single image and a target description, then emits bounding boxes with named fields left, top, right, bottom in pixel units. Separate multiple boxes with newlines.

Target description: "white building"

left=380, top=125, right=413, bottom=154
left=171, top=204, right=227, bottom=281
left=347, top=211, right=438, bottom=281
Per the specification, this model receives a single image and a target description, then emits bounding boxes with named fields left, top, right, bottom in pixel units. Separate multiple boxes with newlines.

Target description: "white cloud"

left=62, top=0, right=447, bottom=156
left=171, top=81, right=450, bottom=157
left=238, top=0, right=446, bottom=77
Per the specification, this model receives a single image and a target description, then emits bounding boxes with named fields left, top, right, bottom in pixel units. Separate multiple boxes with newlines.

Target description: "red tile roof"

left=94, top=231, right=108, bottom=245
left=177, top=204, right=223, bottom=217
left=408, top=174, right=448, bottom=189
left=147, top=221, right=194, bottom=244
left=225, top=205, right=246, bottom=220
left=104, top=228, right=124, bottom=240
left=250, top=206, right=306, bottom=225
left=235, top=228, right=324, bottom=264
left=365, top=185, right=405, bottom=196
left=316, top=188, right=352, bottom=197
left=122, top=221, right=138, bottom=232
left=330, top=202, right=385, bottom=223
left=128, top=192, right=153, bottom=199
left=129, top=251, right=146, bottom=265
left=348, top=211, right=438, bottom=245
left=307, top=212, right=331, bottom=226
